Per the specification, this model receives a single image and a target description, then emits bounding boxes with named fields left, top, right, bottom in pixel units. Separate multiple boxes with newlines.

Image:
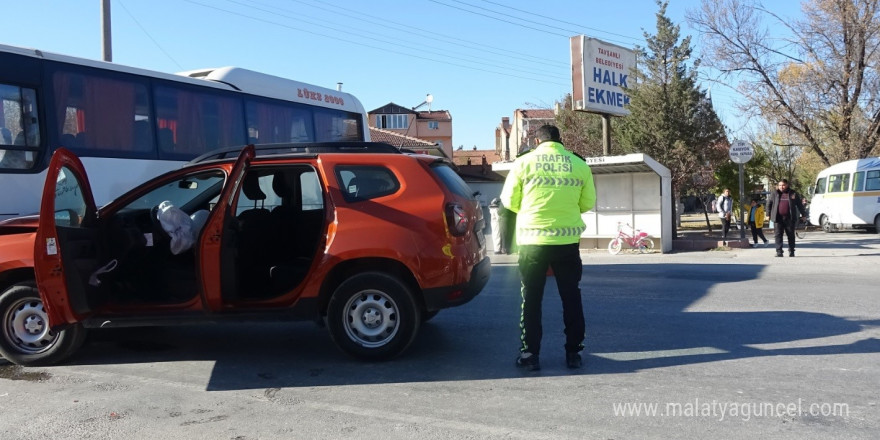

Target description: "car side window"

left=336, top=166, right=399, bottom=202
left=54, top=167, right=88, bottom=227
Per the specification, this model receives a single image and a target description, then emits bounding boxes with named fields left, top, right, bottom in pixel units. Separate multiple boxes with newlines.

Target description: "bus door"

left=33, top=148, right=101, bottom=326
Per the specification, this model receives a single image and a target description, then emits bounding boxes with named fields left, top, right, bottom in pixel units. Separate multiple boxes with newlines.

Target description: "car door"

left=197, top=145, right=254, bottom=311
left=33, top=147, right=100, bottom=326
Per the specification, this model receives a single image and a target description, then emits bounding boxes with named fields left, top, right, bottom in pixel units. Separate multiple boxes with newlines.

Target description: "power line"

left=227, top=0, right=569, bottom=79
left=285, top=0, right=569, bottom=67
left=426, top=0, right=572, bottom=38
left=116, top=0, right=183, bottom=70
left=477, top=0, right=644, bottom=44
left=181, top=0, right=569, bottom=86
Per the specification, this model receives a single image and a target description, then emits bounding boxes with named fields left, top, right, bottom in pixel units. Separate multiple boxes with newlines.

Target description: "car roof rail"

left=189, top=142, right=404, bottom=164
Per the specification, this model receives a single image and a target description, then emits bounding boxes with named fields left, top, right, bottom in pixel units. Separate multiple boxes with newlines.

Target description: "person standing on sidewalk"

left=500, top=125, right=596, bottom=371
left=715, top=188, right=734, bottom=245
left=745, top=198, right=769, bottom=247
left=766, top=179, right=808, bottom=257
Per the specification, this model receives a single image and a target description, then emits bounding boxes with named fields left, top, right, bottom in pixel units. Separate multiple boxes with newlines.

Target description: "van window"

left=828, top=174, right=850, bottom=192
left=854, top=171, right=865, bottom=192
left=866, top=170, right=880, bottom=191
left=814, top=177, right=826, bottom=195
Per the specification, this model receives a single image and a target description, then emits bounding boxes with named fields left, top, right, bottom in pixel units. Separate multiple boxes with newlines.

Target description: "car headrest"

left=272, top=172, right=294, bottom=199
left=242, top=173, right=266, bottom=201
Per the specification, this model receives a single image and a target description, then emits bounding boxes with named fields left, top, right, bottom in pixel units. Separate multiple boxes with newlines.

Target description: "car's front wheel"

left=0, top=283, right=86, bottom=366
left=326, top=272, right=420, bottom=360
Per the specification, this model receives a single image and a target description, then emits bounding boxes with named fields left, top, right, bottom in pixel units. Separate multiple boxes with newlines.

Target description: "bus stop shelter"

left=492, top=153, right=672, bottom=253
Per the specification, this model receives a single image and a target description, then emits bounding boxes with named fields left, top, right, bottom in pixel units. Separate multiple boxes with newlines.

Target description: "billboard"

left=570, top=36, right=636, bottom=116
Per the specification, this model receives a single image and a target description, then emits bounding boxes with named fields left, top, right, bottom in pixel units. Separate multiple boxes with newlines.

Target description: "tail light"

left=445, top=203, right=469, bottom=236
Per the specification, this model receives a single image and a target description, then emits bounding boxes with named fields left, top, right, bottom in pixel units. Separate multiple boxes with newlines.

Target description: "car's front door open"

left=197, top=145, right=254, bottom=310
left=33, top=148, right=100, bottom=326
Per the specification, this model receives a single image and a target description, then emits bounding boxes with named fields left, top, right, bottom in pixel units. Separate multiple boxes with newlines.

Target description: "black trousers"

left=773, top=215, right=796, bottom=253
left=748, top=221, right=767, bottom=244
left=517, top=243, right=585, bottom=356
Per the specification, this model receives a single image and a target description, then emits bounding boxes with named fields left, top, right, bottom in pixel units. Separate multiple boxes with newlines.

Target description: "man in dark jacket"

left=765, top=179, right=808, bottom=257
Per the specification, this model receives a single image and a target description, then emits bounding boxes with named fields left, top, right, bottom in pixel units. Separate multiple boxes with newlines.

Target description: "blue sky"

left=1, top=0, right=802, bottom=150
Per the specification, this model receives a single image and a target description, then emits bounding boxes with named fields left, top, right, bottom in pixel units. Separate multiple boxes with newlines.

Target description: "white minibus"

left=808, top=157, right=880, bottom=233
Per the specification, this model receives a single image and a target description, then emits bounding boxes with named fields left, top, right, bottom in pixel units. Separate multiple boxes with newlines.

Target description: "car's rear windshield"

left=431, top=163, right=476, bottom=199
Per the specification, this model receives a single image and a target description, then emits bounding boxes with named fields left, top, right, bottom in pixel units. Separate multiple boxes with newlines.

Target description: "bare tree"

left=688, top=0, right=880, bottom=166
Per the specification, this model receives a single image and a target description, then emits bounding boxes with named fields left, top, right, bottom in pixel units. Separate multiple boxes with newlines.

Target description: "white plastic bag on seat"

left=157, top=200, right=194, bottom=255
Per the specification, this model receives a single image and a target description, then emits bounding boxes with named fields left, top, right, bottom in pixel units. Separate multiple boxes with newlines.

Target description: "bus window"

left=813, top=177, right=826, bottom=195
left=0, top=83, right=39, bottom=169
left=53, top=71, right=151, bottom=156
left=866, top=170, right=880, bottom=191
left=314, top=108, right=362, bottom=142
left=155, top=86, right=245, bottom=159
left=246, top=100, right=314, bottom=144
left=854, top=171, right=865, bottom=192
left=828, top=173, right=850, bottom=192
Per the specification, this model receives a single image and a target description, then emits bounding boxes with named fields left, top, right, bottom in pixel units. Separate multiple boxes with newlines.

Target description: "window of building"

left=428, top=121, right=439, bottom=130
left=375, top=114, right=408, bottom=129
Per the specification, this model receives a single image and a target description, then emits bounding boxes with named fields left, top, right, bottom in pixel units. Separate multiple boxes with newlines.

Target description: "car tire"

left=0, top=282, right=86, bottom=366
left=326, top=272, right=420, bottom=360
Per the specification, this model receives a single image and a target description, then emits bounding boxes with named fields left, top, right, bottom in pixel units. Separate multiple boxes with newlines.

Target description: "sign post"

left=729, top=140, right=754, bottom=240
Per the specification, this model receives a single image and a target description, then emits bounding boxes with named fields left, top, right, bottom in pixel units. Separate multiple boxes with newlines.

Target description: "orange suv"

left=0, top=143, right=490, bottom=366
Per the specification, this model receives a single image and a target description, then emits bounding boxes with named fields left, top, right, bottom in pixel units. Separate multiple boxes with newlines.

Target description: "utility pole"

left=101, top=0, right=112, bottom=61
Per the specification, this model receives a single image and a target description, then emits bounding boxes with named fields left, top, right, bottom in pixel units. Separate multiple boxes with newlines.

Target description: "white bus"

left=0, top=43, right=369, bottom=220
left=808, top=157, right=880, bottom=233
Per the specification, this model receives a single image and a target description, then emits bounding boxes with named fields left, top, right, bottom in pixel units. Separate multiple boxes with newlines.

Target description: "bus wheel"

left=820, top=215, right=833, bottom=233
left=874, top=215, right=880, bottom=234
left=0, top=283, right=86, bottom=366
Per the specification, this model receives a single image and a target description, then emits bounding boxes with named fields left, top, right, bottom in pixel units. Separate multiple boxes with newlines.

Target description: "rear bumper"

left=422, top=256, right=491, bottom=311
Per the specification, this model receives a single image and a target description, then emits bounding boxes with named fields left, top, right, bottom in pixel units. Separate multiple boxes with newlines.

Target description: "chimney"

left=502, top=117, right=510, bottom=131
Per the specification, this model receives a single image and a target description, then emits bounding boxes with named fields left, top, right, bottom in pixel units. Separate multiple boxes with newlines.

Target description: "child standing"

left=746, top=199, right=769, bottom=247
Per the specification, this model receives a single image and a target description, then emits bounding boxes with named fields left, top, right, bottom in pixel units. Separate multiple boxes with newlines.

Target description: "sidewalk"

left=484, top=212, right=783, bottom=255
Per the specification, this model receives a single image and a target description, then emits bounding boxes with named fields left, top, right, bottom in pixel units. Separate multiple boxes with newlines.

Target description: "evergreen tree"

left=614, top=0, right=728, bottom=231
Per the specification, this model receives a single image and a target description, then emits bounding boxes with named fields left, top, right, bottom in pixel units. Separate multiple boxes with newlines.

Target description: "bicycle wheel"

left=637, top=238, right=655, bottom=253
left=608, top=238, right=622, bottom=255
left=796, top=220, right=807, bottom=239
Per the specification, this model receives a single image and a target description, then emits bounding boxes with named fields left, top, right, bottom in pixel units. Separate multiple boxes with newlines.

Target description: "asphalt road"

left=2, top=230, right=879, bottom=439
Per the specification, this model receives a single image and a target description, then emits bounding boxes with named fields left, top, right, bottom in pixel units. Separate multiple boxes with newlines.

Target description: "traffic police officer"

left=500, top=124, right=596, bottom=371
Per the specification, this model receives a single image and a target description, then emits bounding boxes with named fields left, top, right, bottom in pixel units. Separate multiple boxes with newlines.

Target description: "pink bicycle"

left=608, top=222, right=655, bottom=254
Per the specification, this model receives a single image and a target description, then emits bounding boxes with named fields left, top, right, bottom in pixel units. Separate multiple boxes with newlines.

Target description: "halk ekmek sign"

left=570, top=36, right=637, bottom=116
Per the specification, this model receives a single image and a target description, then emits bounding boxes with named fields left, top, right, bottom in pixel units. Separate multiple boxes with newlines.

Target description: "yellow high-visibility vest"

left=500, top=141, right=596, bottom=245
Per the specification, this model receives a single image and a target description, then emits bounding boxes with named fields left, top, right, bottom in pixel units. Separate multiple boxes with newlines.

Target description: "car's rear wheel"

left=0, top=283, right=86, bottom=366
left=326, top=272, right=420, bottom=360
